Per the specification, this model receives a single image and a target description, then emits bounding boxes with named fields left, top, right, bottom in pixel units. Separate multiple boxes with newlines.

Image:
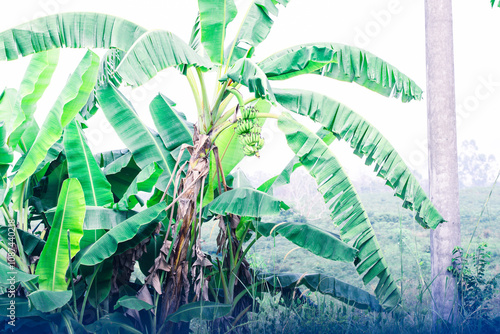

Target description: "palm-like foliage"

left=0, top=2, right=443, bottom=333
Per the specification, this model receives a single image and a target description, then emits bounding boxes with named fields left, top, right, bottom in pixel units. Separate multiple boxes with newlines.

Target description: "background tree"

left=425, top=0, right=462, bottom=327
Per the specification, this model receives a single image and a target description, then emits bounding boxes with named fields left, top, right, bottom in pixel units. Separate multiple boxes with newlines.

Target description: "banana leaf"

left=258, top=272, right=381, bottom=311
left=28, top=290, right=72, bottom=313
left=45, top=206, right=136, bottom=230
left=63, top=119, right=113, bottom=206
left=114, top=295, right=154, bottom=311
left=253, top=220, right=357, bottom=262
left=79, top=202, right=167, bottom=267
left=13, top=50, right=99, bottom=186
left=96, top=84, right=175, bottom=194
left=259, top=43, right=422, bottom=102
left=198, top=0, right=237, bottom=64
left=274, top=89, right=444, bottom=229
left=221, top=58, right=274, bottom=101
left=116, top=30, right=212, bottom=87
left=277, top=112, right=400, bottom=308
left=0, top=261, right=38, bottom=289
left=205, top=187, right=288, bottom=219
left=149, top=93, right=193, bottom=151
left=166, top=301, right=231, bottom=323
left=0, top=13, right=147, bottom=61
left=35, top=178, right=85, bottom=291
left=0, top=296, right=43, bottom=318
left=8, top=50, right=59, bottom=149
left=0, top=226, right=45, bottom=257
left=226, top=0, right=287, bottom=65
left=115, top=162, right=163, bottom=210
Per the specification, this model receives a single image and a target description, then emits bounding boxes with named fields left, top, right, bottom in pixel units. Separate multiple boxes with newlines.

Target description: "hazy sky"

left=0, top=0, right=499, bottom=181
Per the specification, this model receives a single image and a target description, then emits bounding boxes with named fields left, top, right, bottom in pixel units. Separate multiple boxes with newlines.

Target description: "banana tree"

left=0, top=1, right=444, bottom=333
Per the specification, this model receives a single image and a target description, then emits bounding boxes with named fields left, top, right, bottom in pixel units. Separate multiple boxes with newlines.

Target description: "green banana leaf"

left=37, top=160, right=68, bottom=211
left=221, top=58, right=275, bottom=101
left=259, top=272, right=381, bottom=311
left=277, top=112, right=400, bottom=308
left=259, top=43, right=422, bottom=102
left=0, top=296, right=43, bottom=318
left=274, top=89, right=444, bottom=229
left=96, top=84, right=174, bottom=194
left=0, top=226, right=45, bottom=257
left=33, top=137, right=64, bottom=175
left=198, top=0, right=237, bottom=64
left=86, top=313, right=143, bottom=334
left=149, top=93, right=193, bottom=151
left=13, top=50, right=99, bottom=186
left=116, top=30, right=212, bottom=87
left=0, top=261, right=38, bottom=289
left=28, top=290, right=72, bottom=313
left=226, top=0, right=288, bottom=65
left=80, top=229, right=106, bottom=251
left=205, top=187, right=287, bottom=218
left=45, top=206, right=136, bottom=230
left=63, top=119, right=114, bottom=206
left=35, top=178, right=86, bottom=291
left=115, top=162, right=163, bottom=210
left=0, top=13, right=147, bottom=61
left=166, top=301, right=231, bottom=323
left=8, top=49, right=59, bottom=149
left=84, top=258, right=113, bottom=308
left=0, top=89, right=21, bottom=137
left=0, top=123, right=13, bottom=175
left=94, top=149, right=131, bottom=169
left=253, top=220, right=357, bottom=262
left=114, top=295, right=154, bottom=311
left=79, top=202, right=167, bottom=267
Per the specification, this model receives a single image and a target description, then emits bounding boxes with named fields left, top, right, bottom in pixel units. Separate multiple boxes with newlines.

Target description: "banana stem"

left=226, top=87, right=245, bottom=107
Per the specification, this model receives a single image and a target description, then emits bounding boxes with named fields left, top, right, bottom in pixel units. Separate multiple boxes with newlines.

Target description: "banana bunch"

left=235, top=106, right=265, bottom=157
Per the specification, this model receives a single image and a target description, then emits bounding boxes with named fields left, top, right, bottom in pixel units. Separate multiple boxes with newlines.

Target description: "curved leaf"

left=227, top=0, right=287, bottom=65
left=149, top=93, right=193, bottom=151
left=0, top=296, right=43, bottom=318
left=80, top=202, right=167, bottom=267
left=198, top=0, right=237, bottom=64
left=36, top=178, right=85, bottom=291
left=0, top=261, right=38, bottom=289
left=64, top=119, right=113, bottom=206
left=28, top=290, right=72, bottom=313
left=277, top=112, right=400, bottom=308
left=254, top=220, right=357, bottom=262
left=94, top=149, right=131, bottom=169
left=166, top=301, right=231, bottom=323
left=46, top=206, right=136, bottom=230
left=259, top=43, right=422, bottom=102
left=116, top=30, right=212, bottom=87
left=206, top=187, right=286, bottom=218
left=8, top=49, right=59, bottom=149
left=13, top=50, right=100, bottom=186
left=275, top=89, right=444, bottom=229
left=221, top=58, right=274, bottom=101
left=0, top=13, right=147, bottom=61
left=115, top=162, right=163, bottom=210
left=96, top=84, right=174, bottom=193
left=115, top=295, right=154, bottom=311
left=0, top=226, right=45, bottom=257
left=259, top=272, right=381, bottom=311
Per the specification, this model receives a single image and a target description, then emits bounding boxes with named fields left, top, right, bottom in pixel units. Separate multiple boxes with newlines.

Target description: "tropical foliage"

left=0, top=1, right=443, bottom=333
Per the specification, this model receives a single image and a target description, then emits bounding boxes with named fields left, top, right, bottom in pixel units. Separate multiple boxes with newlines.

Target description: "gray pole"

left=424, top=0, right=461, bottom=328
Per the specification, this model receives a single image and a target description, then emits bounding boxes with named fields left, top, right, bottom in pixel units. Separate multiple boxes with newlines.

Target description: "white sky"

left=0, top=0, right=499, bottom=181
